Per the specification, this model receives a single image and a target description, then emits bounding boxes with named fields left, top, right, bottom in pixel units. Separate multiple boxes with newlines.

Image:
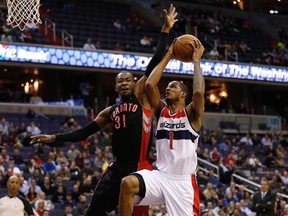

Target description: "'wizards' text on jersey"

left=156, top=107, right=199, bottom=175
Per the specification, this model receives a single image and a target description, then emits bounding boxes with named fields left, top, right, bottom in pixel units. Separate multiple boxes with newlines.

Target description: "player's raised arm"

left=145, top=43, right=174, bottom=116
left=186, top=40, right=205, bottom=131
left=30, top=107, right=111, bottom=144
left=134, top=4, right=177, bottom=100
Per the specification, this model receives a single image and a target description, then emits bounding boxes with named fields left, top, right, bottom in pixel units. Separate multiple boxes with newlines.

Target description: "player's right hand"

left=30, top=134, right=56, bottom=144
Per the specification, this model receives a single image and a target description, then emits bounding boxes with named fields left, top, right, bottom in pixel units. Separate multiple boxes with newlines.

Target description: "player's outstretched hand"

left=162, top=4, right=178, bottom=32
left=192, top=39, right=204, bottom=63
left=30, top=134, right=56, bottom=144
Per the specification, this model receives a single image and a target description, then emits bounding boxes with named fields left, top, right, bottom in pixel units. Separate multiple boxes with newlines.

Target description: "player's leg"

left=119, top=170, right=164, bottom=216
left=119, top=174, right=140, bottom=216
left=161, top=174, right=200, bottom=216
left=85, top=163, right=121, bottom=216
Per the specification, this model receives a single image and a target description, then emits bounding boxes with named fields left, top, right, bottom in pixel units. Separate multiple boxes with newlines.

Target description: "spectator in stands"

left=218, top=158, right=233, bottom=184
left=34, top=191, right=54, bottom=211
left=29, top=178, right=42, bottom=194
left=56, top=161, right=71, bottom=180
left=251, top=178, right=277, bottom=216
left=113, top=19, right=125, bottom=31
left=101, top=132, right=111, bottom=148
left=197, top=170, right=208, bottom=188
left=83, top=38, right=96, bottom=50
left=140, top=35, right=152, bottom=46
left=64, top=193, right=76, bottom=209
left=52, top=185, right=66, bottom=204
left=224, top=192, right=237, bottom=206
left=200, top=147, right=210, bottom=161
left=26, top=121, right=41, bottom=136
left=0, top=117, right=9, bottom=137
left=113, top=42, right=124, bottom=51
left=76, top=194, right=88, bottom=216
left=261, top=134, right=272, bottom=146
left=213, top=199, right=224, bottom=214
left=248, top=153, right=262, bottom=172
left=282, top=170, right=288, bottom=187
left=56, top=150, right=69, bottom=166
left=27, top=186, right=38, bottom=205
left=36, top=200, right=46, bottom=215
left=40, top=176, right=54, bottom=196
left=239, top=40, right=251, bottom=52
left=66, top=143, right=80, bottom=162
left=95, top=40, right=102, bottom=49
left=59, top=123, right=70, bottom=134
left=209, top=47, right=220, bottom=60
left=71, top=183, right=80, bottom=203
left=19, top=176, right=29, bottom=196
left=207, top=169, right=219, bottom=188
left=43, top=158, right=56, bottom=174
left=64, top=204, right=74, bottom=216
left=240, top=133, right=253, bottom=146
left=0, top=31, right=12, bottom=42
left=251, top=133, right=261, bottom=146
left=210, top=147, right=222, bottom=164
left=203, top=182, right=216, bottom=200
left=0, top=148, right=9, bottom=165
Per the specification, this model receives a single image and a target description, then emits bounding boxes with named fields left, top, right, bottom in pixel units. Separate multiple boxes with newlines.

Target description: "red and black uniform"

left=86, top=94, right=153, bottom=216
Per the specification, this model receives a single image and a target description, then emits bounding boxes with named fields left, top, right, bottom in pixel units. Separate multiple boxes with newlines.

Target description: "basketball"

left=173, top=34, right=198, bottom=62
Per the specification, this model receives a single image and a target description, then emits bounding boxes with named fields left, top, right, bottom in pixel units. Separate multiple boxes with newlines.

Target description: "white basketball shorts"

left=134, top=170, right=200, bottom=216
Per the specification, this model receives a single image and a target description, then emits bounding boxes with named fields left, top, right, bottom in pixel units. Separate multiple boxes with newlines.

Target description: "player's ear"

left=181, top=91, right=187, bottom=99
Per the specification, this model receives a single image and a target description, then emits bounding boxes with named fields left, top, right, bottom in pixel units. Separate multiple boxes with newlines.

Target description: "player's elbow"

left=193, top=90, right=204, bottom=99
left=145, top=81, right=155, bottom=95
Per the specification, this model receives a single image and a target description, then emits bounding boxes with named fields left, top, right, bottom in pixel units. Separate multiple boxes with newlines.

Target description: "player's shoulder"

left=0, top=194, right=7, bottom=199
left=16, top=194, right=29, bottom=203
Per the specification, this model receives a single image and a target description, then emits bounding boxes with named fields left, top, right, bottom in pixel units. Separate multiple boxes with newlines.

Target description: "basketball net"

left=6, top=0, right=42, bottom=31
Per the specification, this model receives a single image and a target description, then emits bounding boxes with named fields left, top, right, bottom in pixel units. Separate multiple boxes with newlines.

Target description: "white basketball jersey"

left=155, top=107, right=199, bottom=175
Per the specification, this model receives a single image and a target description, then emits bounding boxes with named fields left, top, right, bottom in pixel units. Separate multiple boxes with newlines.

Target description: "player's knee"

left=121, top=175, right=139, bottom=195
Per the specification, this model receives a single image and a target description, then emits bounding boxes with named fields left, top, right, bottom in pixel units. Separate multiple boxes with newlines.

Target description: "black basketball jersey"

left=109, top=94, right=152, bottom=165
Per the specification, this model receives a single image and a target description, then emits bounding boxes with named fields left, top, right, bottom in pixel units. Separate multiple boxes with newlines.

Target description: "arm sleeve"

left=55, top=121, right=100, bottom=142
left=18, top=195, right=35, bottom=215
left=145, top=32, right=169, bottom=77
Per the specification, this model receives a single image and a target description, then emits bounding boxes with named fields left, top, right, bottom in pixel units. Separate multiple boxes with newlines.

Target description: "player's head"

left=165, top=80, right=188, bottom=105
left=7, top=175, right=20, bottom=197
left=115, top=71, right=135, bottom=100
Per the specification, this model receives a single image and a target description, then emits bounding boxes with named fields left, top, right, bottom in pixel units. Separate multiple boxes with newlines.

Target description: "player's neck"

left=168, top=103, right=184, bottom=114
left=8, top=192, right=17, bottom=198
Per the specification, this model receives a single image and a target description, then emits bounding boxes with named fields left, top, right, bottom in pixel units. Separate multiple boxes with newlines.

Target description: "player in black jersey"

left=30, top=4, right=178, bottom=216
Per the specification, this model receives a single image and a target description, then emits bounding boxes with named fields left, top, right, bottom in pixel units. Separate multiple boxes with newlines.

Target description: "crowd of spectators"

left=0, top=111, right=287, bottom=215
left=1, top=1, right=287, bottom=67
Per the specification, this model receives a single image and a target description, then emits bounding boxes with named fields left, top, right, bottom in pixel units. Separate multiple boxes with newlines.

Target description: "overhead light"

left=269, top=10, right=278, bottom=14
left=209, top=94, right=216, bottom=103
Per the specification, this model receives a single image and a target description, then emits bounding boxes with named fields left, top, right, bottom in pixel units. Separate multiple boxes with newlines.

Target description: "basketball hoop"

left=6, top=0, right=42, bottom=31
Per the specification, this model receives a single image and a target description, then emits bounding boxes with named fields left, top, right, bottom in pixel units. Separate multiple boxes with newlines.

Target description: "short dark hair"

left=177, top=81, right=188, bottom=94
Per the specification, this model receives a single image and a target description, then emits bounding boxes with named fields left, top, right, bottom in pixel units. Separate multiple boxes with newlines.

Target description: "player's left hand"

left=192, top=39, right=204, bottom=63
left=163, top=4, right=178, bottom=32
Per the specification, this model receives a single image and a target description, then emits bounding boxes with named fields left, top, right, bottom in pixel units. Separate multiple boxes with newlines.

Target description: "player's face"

left=115, top=72, right=135, bottom=98
left=7, top=177, right=20, bottom=195
left=165, top=81, right=183, bottom=104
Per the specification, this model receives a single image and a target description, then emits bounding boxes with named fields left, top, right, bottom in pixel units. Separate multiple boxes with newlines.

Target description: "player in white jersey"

left=119, top=39, right=205, bottom=216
